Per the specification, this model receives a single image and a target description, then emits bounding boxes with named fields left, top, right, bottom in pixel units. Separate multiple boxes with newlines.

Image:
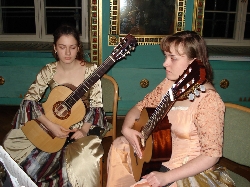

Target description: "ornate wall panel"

left=192, top=0, right=205, bottom=36
left=108, top=0, right=187, bottom=46
left=90, top=0, right=102, bottom=65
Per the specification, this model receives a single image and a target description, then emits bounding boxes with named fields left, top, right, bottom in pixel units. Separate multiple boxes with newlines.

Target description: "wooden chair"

left=220, top=103, right=250, bottom=186
left=99, top=74, right=119, bottom=187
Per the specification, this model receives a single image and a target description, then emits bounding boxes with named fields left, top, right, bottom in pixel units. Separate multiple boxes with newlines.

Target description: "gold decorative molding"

left=192, top=0, right=205, bottom=36
left=220, top=79, right=230, bottom=89
left=108, top=0, right=187, bottom=46
left=176, top=0, right=187, bottom=32
left=90, top=0, right=102, bottom=65
left=140, top=79, right=149, bottom=88
left=0, top=76, right=5, bottom=85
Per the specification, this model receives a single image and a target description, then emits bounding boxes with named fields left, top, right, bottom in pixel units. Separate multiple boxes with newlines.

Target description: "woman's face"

left=163, top=43, right=193, bottom=82
left=54, top=35, right=79, bottom=64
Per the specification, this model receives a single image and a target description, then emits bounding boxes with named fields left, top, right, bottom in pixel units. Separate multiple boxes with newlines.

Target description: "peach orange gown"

left=106, top=78, right=225, bottom=187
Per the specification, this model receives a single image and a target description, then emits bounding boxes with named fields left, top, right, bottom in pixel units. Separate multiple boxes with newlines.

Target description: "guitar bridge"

left=35, top=119, right=55, bottom=139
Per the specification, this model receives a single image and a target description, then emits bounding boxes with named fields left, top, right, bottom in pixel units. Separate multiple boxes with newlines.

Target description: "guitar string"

left=141, top=90, right=176, bottom=140
left=138, top=61, right=207, bottom=152
left=62, top=56, right=114, bottom=109
left=140, top=63, right=200, bottom=139
left=62, top=36, right=134, bottom=109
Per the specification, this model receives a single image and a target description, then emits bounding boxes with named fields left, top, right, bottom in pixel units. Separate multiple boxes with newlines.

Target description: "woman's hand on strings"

left=48, top=123, right=73, bottom=139
left=37, top=114, right=73, bottom=139
left=122, top=127, right=143, bottom=159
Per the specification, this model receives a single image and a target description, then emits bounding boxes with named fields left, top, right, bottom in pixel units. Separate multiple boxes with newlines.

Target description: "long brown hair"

left=52, top=24, right=84, bottom=61
left=160, top=31, right=213, bottom=83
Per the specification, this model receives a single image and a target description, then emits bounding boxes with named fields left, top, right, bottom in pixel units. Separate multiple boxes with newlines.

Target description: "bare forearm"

left=37, top=114, right=53, bottom=128
left=121, top=106, right=141, bottom=131
left=81, top=122, right=91, bottom=134
left=163, top=155, right=220, bottom=184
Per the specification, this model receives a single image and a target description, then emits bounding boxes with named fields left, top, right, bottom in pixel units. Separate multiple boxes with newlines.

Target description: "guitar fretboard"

left=63, top=56, right=115, bottom=109
left=141, top=88, right=176, bottom=140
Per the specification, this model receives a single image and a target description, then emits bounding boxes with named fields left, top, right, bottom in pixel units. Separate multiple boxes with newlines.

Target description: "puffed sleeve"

left=81, top=63, right=108, bottom=131
left=194, top=91, right=225, bottom=157
left=12, top=63, right=56, bottom=129
left=24, top=63, right=56, bottom=101
left=84, top=63, right=103, bottom=108
left=89, top=78, right=103, bottom=108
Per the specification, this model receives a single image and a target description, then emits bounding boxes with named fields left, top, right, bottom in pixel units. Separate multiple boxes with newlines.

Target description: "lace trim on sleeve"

left=195, top=91, right=225, bottom=157
left=24, top=63, right=56, bottom=101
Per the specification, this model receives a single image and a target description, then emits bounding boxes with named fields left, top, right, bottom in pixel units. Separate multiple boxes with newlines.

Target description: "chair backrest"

left=0, top=146, right=37, bottom=187
left=101, top=74, right=119, bottom=141
left=223, top=103, right=250, bottom=167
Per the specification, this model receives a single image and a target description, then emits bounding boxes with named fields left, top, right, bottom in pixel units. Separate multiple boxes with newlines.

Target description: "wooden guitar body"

left=21, top=85, right=86, bottom=153
left=21, top=34, right=137, bottom=153
left=130, top=59, right=207, bottom=181
left=130, top=108, right=172, bottom=181
left=149, top=108, right=172, bottom=162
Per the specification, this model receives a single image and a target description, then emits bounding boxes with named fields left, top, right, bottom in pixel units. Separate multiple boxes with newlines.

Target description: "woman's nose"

left=66, top=48, right=71, bottom=55
left=163, top=58, right=169, bottom=67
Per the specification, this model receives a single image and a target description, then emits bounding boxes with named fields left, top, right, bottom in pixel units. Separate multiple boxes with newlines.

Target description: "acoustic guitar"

left=21, top=34, right=137, bottom=153
left=130, top=59, right=207, bottom=181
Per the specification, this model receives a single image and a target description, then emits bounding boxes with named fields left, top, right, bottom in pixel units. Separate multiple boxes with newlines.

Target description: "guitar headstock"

left=172, top=59, right=207, bottom=100
left=111, top=34, right=137, bottom=61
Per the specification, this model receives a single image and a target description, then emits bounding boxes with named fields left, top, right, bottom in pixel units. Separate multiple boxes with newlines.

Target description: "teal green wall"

left=1, top=1, right=250, bottom=113
left=101, top=0, right=194, bottom=72
left=100, top=0, right=250, bottom=113
left=185, top=0, right=194, bottom=31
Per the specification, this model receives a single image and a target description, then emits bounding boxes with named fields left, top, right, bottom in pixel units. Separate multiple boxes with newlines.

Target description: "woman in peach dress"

left=106, top=31, right=235, bottom=187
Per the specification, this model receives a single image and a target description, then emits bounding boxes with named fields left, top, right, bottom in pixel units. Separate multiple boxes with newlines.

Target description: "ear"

left=53, top=44, right=57, bottom=52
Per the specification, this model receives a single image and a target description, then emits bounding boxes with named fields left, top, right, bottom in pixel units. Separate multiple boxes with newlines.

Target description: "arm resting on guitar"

left=37, top=114, right=73, bottom=139
left=12, top=100, right=44, bottom=129
left=70, top=122, right=92, bottom=140
left=121, top=106, right=144, bottom=158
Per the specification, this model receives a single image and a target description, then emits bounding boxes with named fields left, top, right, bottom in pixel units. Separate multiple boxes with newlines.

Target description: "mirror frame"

left=192, top=0, right=205, bottom=36
left=90, top=0, right=102, bottom=65
left=108, top=0, right=187, bottom=46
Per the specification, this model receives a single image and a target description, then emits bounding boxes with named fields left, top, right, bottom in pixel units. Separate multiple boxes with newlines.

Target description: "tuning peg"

left=194, top=89, right=200, bottom=96
left=200, top=85, right=205, bottom=92
left=188, top=93, right=195, bottom=101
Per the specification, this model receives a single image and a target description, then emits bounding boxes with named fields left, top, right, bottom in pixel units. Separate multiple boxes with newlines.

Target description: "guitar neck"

left=64, top=56, right=115, bottom=109
left=141, top=88, right=176, bottom=140
left=140, top=60, right=207, bottom=142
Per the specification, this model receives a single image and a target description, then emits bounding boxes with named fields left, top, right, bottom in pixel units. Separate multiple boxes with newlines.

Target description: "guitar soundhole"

left=53, top=101, right=71, bottom=120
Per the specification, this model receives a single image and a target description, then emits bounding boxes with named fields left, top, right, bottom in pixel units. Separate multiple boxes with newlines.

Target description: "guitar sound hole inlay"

left=53, top=101, right=71, bottom=120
